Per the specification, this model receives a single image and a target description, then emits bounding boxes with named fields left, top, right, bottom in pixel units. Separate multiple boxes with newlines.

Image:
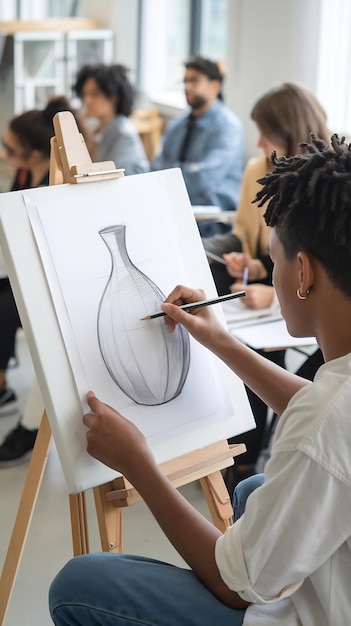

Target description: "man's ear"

left=210, top=78, right=222, bottom=98
left=297, top=251, right=314, bottom=294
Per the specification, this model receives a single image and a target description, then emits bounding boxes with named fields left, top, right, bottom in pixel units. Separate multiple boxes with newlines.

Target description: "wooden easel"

left=0, top=112, right=245, bottom=625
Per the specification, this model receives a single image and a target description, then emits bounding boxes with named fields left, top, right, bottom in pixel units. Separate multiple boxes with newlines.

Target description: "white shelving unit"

left=0, top=19, right=115, bottom=131
left=66, top=29, right=114, bottom=94
left=13, top=30, right=65, bottom=112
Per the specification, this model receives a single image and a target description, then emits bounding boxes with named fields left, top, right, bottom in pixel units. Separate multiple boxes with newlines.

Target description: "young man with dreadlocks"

left=50, top=135, right=351, bottom=626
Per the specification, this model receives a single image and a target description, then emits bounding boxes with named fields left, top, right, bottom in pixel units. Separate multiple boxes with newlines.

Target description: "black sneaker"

left=0, top=387, right=19, bottom=417
left=0, top=424, right=38, bottom=467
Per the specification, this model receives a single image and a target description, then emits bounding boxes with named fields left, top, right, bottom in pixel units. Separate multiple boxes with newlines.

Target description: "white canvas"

left=0, top=169, right=254, bottom=493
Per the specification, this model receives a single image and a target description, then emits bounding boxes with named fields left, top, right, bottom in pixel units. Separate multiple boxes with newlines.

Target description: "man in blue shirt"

left=151, top=56, right=244, bottom=233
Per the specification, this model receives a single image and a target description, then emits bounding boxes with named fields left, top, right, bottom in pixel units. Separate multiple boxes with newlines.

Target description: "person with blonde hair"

left=204, top=81, right=330, bottom=299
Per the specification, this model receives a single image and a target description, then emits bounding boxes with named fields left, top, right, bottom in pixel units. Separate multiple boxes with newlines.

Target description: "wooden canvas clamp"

left=49, top=110, right=125, bottom=185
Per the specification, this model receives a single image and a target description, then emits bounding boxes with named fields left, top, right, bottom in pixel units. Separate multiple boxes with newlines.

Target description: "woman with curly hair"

left=74, top=63, right=149, bottom=175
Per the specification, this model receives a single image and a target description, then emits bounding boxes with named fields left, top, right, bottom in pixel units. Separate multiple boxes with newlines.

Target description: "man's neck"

left=191, top=98, right=218, bottom=118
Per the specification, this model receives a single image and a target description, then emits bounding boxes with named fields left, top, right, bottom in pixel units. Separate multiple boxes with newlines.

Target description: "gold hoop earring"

left=296, top=288, right=310, bottom=300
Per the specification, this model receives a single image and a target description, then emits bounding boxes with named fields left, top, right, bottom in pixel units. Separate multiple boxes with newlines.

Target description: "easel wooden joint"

left=0, top=111, right=246, bottom=625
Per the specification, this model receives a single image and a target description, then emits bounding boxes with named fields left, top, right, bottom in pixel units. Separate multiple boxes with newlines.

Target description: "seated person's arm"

left=162, top=286, right=311, bottom=415
left=230, top=283, right=275, bottom=309
left=224, top=253, right=276, bottom=309
left=223, top=252, right=267, bottom=282
left=84, top=392, right=250, bottom=610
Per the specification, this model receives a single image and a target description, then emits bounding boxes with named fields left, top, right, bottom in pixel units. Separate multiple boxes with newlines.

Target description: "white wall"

left=226, top=0, right=323, bottom=159
left=80, top=0, right=140, bottom=76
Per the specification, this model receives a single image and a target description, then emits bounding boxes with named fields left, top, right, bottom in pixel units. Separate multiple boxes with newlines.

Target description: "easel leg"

left=0, top=411, right=52, bottom=626
left=93, top=482, right=123, bottom=553
left=200, top=470, right=233, bottom=532
left=69, top=492, right=90, bottom=556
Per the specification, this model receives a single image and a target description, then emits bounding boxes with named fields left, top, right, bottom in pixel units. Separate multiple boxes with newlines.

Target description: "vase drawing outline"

left=97, top=224, right=190, bottom=405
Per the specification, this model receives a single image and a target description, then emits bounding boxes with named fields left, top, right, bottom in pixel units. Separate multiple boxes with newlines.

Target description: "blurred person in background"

left=73, top=63, right=149, bottom=176
left=0, top=96, right=89, bottom=466
left=151, top=55, right=244, bottom=236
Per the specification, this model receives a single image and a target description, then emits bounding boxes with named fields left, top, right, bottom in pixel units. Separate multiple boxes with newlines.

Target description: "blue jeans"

left=49, top=474, right=265, bottom=625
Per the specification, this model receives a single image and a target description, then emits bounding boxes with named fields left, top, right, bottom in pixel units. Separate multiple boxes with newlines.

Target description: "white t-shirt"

left=216, top=353, right=351, bottom=625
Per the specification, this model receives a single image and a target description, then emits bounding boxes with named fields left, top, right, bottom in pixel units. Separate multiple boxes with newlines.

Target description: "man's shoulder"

left=165, top=113, right=188, bottom=133
left=205, top=100, right=243, bottom=131
left=217, top=101, right=240, bottom=120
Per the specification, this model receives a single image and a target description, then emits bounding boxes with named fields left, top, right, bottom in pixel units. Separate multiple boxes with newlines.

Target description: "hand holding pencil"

left=223, top=251, right=251, bottom=279
left=142, top=291, right=245, bottom=320
left=159, top=285, right=236, bottom=350
left=223, top=252, right=265, bottom=283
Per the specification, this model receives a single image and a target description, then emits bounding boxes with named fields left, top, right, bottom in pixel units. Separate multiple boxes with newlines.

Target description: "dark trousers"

left=0, top=278, right=21, bottom=370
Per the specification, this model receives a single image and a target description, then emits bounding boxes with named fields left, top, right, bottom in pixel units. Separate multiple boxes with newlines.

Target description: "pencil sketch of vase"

left=97, top=225, right=190, bottom=405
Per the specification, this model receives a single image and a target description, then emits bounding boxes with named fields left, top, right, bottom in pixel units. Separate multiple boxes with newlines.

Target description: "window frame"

left=137, top=0, right=228, bottom=114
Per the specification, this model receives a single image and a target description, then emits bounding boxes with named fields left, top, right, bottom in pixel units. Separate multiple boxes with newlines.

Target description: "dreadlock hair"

left=255, top=134, right=351, bottom=298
